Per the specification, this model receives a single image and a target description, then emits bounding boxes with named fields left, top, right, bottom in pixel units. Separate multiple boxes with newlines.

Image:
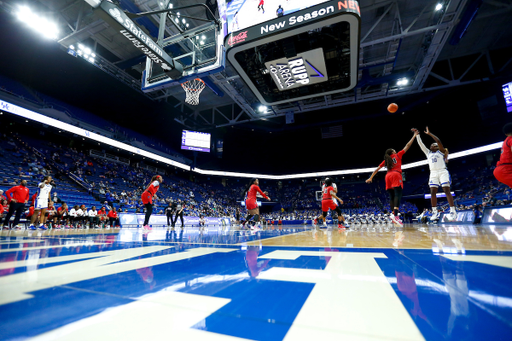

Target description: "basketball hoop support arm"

left=86, top=0, right=183, bottom=79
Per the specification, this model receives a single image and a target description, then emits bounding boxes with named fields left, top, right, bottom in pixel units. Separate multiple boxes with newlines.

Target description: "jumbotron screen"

left=181, top=130, right=211, bottom=153
left=222, top=0, right=331, bottom=34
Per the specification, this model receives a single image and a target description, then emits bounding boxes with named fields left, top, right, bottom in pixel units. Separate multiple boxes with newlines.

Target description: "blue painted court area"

left=0, top=227, right=512, bottom=340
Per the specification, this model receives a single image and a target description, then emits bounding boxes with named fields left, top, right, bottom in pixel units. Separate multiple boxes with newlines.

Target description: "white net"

left=181, top=78, right=206, bottom=105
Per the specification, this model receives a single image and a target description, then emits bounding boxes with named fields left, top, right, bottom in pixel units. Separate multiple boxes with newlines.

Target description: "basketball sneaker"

left=338, top=224, right=345, bottom=229
left=431, top=210, right=440, bottom=221
left=448, top=211, right=458, bottom=221
left=29, top=224, right=36, bottom=230
left=38, top=224, right=48, bottom=230
left=390, top=214, right=403, bottom=227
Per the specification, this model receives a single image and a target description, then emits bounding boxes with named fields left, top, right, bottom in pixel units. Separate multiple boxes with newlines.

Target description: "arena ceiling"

left=1, top=0, right=512, bottom=132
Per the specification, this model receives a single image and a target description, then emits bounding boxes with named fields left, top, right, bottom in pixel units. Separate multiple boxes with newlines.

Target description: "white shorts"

left=35, top=198, right=48, bottom=210
left=429, top=169, right=451, bottom=188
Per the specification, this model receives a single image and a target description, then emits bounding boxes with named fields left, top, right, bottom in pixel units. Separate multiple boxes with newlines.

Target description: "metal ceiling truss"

left=6, top=0, right=509, bottom=129
left=206, top=0, right=472, bottom=128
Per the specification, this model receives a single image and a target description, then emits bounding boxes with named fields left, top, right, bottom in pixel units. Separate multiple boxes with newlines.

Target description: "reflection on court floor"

left=0, top=224, right=511, bottom=340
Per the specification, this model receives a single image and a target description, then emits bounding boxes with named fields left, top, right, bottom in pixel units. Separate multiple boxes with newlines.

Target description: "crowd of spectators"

left=1, top=129, right=511, bottom=229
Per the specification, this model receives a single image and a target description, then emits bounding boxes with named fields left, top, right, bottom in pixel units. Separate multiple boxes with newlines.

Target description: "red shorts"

left=385, top=171, right=403, bottom=190
left=494, top=165, right=512, bottom=188
left=141, top=192, right=152, bottom=205
left=322, top=199, right=337, bottom=212
left=246, top=198, right=258, bottom=210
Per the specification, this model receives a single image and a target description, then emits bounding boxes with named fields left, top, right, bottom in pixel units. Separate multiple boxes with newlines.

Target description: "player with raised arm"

left=366, top=129, right=419, bottom=226
left=141, top=175, right=163, bottom=230
left=416, top=127, right=457, bottom=221
left=29, top=175, right=53, bottom=230
left=494, top=122, right=512, bottom=189
left=241, top=179, right=270, bottom=230
left=314, top=178, right=347, bottom=229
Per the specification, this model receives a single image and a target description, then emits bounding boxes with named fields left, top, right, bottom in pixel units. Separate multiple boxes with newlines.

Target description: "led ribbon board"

left=92, top=0, right=182, bottom=79
left=225, top=0, right=361, bottom=105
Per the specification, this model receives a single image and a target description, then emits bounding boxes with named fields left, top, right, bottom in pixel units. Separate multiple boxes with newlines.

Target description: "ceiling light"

left=78, top=44, right=84, bottom=50
left=16, top=6, right=59, bottom=40
left=258, top=105, right=267, bottom=113
left=69, top=45, right=75, bottom=50
left=84, top=47, right=91, bottom=55
left=435, top=3, right=443, bottom=11
left=182, top=18, right=186, bottom=24
left=201, top=35, right=206, bottom=40
left=186, top=23, right=189, bottom=28
left=200, top=41, right=205, bottom=45
left=91, top=53, right=96, bottom=58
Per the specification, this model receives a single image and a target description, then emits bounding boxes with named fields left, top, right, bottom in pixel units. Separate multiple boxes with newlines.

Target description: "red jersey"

left=379, top=150, right=406, bottom=173
left=322, top=185, right=335, bottom=200
left=5, top=185, right=29, bottom=203
left=497, top=136, right=512, bottom=166
left=144, top=181, right=160, bottom=196
left=27, top=206, right=35, bottom=217
left=57, top=206, right=68, bottom=216
left=108, top=210, right=118, bottom=218
left=247, top=185, right=269, bottom=201
left=0, top=205, right=3, bottom=214
left=30, top=193, right=37, bottom=206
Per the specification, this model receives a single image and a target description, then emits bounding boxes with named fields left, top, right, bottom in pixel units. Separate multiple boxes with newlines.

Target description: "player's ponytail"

left=384, top=149, right=394, bottom=170
left=244, top=178, right=257, bottom=196
left=145, top=175, right=159, bottom=191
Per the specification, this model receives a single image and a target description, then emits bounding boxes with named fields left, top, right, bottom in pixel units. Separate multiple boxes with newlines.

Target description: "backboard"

left=141, top=1, right=226, bottom=93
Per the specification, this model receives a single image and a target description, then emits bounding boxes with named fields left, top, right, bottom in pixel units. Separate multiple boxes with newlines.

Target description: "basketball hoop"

left=181, top=78, right=206, bottom=105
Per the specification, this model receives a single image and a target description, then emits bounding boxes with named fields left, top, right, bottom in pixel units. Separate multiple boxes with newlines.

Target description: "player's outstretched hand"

left=339, top=200, right=344, bottom=205
left=425, top=126, right=431, bottom=135
left=365, top=178, right=372, bottom=184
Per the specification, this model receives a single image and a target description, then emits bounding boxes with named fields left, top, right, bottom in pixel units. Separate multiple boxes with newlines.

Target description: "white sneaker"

left=431, top=211, right=440, bottom=221
left=449, top=211, right=458, bottom=221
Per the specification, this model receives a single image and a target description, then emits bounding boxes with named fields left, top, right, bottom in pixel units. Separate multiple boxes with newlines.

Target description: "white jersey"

left=416, top=136, right=447, bottom=171
left=37, top=183, right=52, bottom=200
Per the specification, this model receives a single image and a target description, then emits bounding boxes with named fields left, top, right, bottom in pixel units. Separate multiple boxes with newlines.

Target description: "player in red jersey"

left=141, top=175, right=163, bottom=230
left=314, top=178, right=346, bottom=228
left=366, top=129, right=419, bottom=226
left=494, top=123, right=512, bottom=188
left=258, top=0, right=265, bottom=13
left=242, top=179, right=270, bottom=230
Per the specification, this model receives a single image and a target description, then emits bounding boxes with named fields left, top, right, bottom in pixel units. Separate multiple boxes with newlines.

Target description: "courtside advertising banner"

left=483, top=207, right=512, bottom=224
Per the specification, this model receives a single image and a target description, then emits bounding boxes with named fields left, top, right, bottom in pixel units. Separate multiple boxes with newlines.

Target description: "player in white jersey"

left=29, top=175, right=53, bottom=230
left=416, top=127, right=457, bottom=221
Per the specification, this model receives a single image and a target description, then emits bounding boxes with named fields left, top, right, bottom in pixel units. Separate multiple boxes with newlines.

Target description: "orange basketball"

left=387, top=103, right=398, bottom=113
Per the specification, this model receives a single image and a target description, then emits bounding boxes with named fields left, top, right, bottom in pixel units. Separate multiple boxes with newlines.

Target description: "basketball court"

left=1, top=223, right=512, bottom=340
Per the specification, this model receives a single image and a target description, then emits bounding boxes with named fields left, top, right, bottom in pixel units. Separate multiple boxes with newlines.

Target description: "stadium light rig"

left=15, top=6, right=59, bottom=40
left=70, top=43, right=96, bottom=64
left=435, top=3, right=443, bottom=11
left=397, top=78, right=409, bottom=86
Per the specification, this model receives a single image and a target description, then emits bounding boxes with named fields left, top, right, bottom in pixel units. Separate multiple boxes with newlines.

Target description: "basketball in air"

left=387, top=103, right=398, bottom=113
